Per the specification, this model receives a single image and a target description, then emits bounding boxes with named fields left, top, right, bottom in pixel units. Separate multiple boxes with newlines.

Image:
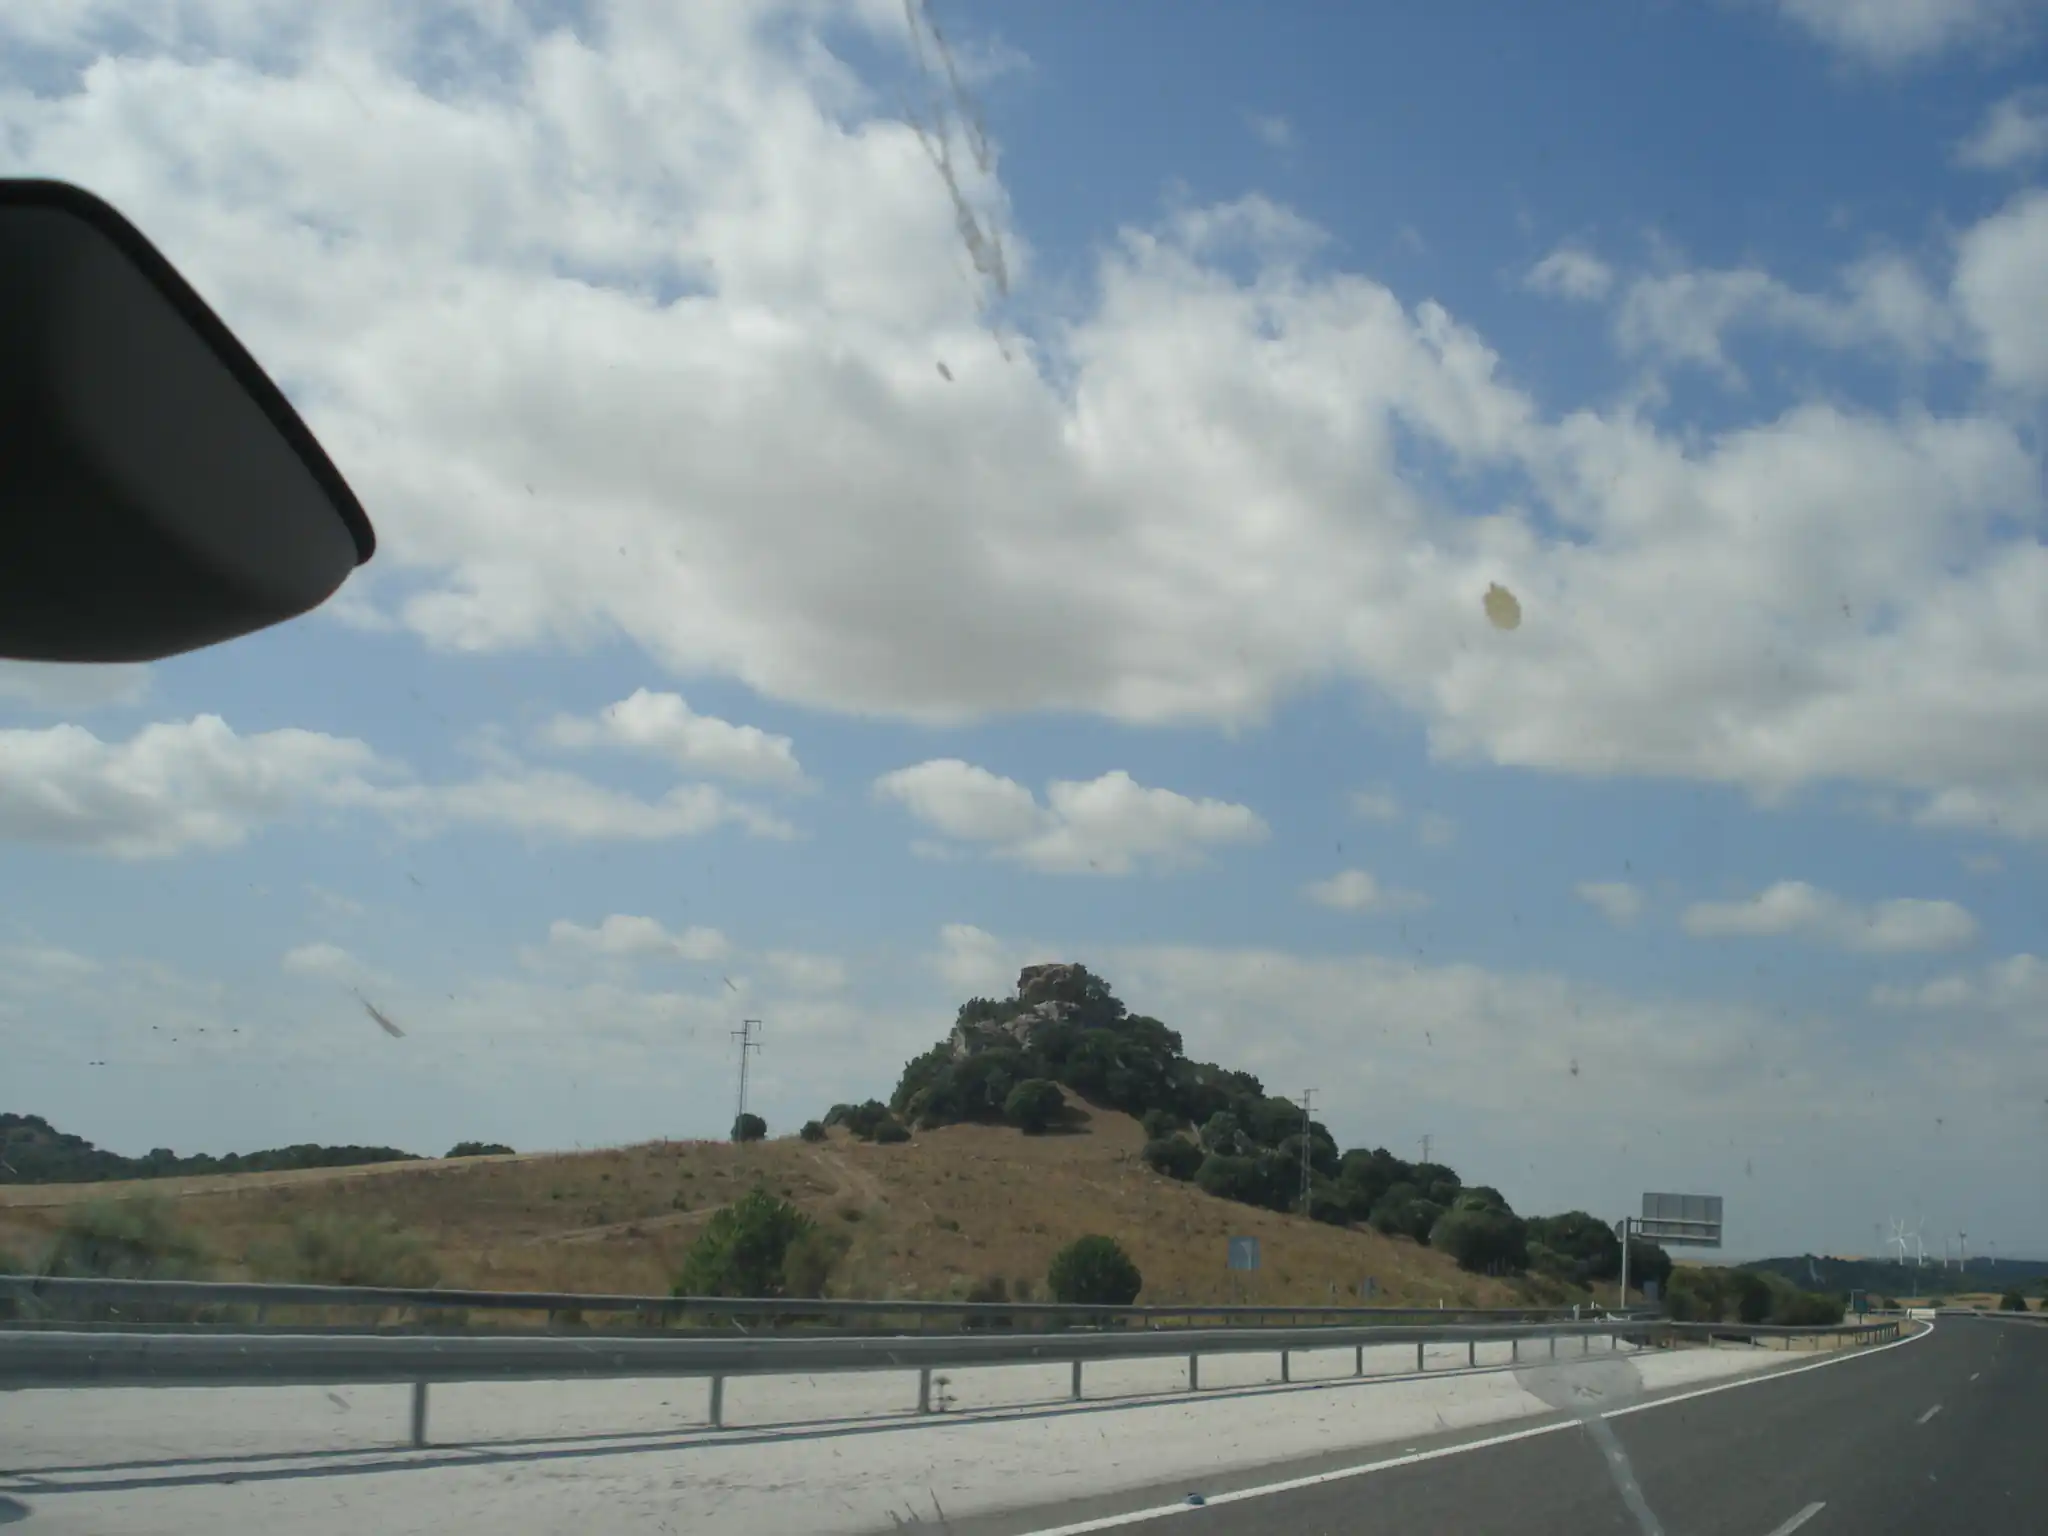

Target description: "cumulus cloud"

left=1576, top=881, right=1646, bottom=925
left=0, top=715, right=792, bottom=858
left=281, top=942, right=374, bottom=984
left=1682, top=880, right=1977, bottom=952
left=5, top=1, right=2047, bottom=849
left=1953, top=188, right=2048, bottom=393
left=1958, top=86, right=2048, bottom=169
left=543, top=689, right=805, bottom=787
left=1303, top=868, right=1428, bottom=913
left=545, top=915, right=731, bottom=962
left=874, top=759, right=1267, bottom=873
left=1616, top=252, right=1955, bottom=379
left=1525, top=245, right=1615, bottom=301
left=0, top=716, right=385, bottom=858
left=1761, top=0, right=2036, bottom=67
left=1871, top=952, right=2048, bottom=1013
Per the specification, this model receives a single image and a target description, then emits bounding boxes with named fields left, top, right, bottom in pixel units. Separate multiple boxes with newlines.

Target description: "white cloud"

left=545, top=915, right=731, bottom=963
left=1244, top=112, right=1294, bottom=150
left=1525, top=245, right=1614, bottom=301
left=1762, top=0, right=2036, bottom=67
left=1953, top=188, right=2048, bottom=393
left=0, top=662, right=150, bottom=711
left=1962, top=852, right=2003, bottom=874
left=281, top=942, right=367, bottom=983
left=1682, top=880, right=1978, bottom=952
left=543, top=689, right=805, bottom=787
left=1576, top=881, right=1646, bottom=925
left=0, top=715, right=385, bottom=858
left=1349, top=787, right=1402, bottom=822
left=875, top=759, right=1266, bottom=874
left=1616, top=253, right=1954, bottom=379
left=1303, top=868, right=1428, bottom=913
left=1871, top=952, right=2048, bottom=1013
left=5, top=2, right=2048, bottom=849
left=0, top=715, right=792, bottom=858
left=1958, top=87, right=2048, bottom=169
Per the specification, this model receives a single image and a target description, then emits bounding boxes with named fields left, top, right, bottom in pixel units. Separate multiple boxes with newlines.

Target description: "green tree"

left=731, top=1113, right=767, bottom=1143
left=674, top=1187, right=816, bottom=1298
left=1142, top=1137, right=1203, bottom=1180
left=1999, top=1290, right=2028, bottom=1311
left=1430, top=1206, right=1528, bottom=1273
left=781, top=1226, right=850, bottom=1298
left=445, top=1142, right=514, bottom=1158
left=1140, top=1108, right=1181, bottom=1141
left=1047, top=1234, right=1142, bottom=1306
left=1004, top=1078, right=1064, bottom=1134
left=799, top=1120, right=826, bottom=1143
left=872, top=1120, right=911, bottom=1144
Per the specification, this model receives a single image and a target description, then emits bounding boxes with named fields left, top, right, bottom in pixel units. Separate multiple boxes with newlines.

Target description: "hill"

left=0, top=1113, right=432, bottom=1184
left=0, top=1107, right=1593, bottom=1309
left=1743, top=1253, right=2048, bottom=1299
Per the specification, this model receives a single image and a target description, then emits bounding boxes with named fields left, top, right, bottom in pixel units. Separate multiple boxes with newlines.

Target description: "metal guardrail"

left=0, top=1276, right=1901, bottom=1451
left=0, top=1274, right=1620, bottom=1332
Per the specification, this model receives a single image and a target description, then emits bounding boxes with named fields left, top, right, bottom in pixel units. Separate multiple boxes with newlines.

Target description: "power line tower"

left=1297, top=1089, right=1317, bottom=1213
left=731, top=1018, right=762, bottom=1137
left=1418, top=1133, right=1433, bottom=1166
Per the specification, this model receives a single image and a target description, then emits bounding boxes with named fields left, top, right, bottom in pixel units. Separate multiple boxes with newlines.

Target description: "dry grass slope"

left=0, top=1104, right=1578, bottom=1309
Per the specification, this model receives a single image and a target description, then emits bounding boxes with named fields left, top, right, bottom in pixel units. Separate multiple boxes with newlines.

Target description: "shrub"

left=965, top=1275, right=1008, bottom=1304
left=258, top=1213, right=440, bottom=1289
left=1370, top=1193, right=1445, bottom=1244
left=674, top=1186, right=816, bottom=1299
left=445, top=1142, right=514, bottom=1158
left=872, top=1120, right=911, bottom=1145
left=43, top=1197, right=208, bottom=1282
left=1195, top=1152, right=1287, bottom=1210
left=731, top=1113, right=767, bottom=1143
left=1139, top=1108, right=1180, bottom=1141
left=1004, top=1079, right=1064, bottom=1134
left=2000, top=1290, right=2029, bottom=1312
left=1047, top=1235, right=1142, bottom=1306
left=823, top=1101, right=896, bottom=1140
left=781, top=1225, right=850, bottom=1299
left=799, top=1120, right=826, bottom=1143
left=1141, top=1137, right=1203, bottom=1180
left=1772, top=1288, right=1845, bottom=1326
left=1429, top=1207, right=1528, bottom=1274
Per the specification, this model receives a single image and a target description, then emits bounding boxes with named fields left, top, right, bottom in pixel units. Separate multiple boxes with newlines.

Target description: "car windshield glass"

left=4, top=4, right=2047, bottom=1534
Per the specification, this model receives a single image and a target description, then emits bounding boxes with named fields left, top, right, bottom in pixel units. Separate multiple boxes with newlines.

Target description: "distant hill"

left=0, top=1113, right=422, bottom=1184
left=1742, top=1253, right=2048, bottom=1297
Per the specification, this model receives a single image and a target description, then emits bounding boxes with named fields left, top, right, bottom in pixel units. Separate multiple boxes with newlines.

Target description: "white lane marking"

left=1970, top=1372, right=1980, bottom=1381
left=1011, top=1325, right=1935, bottom=1535
left=1917, top=1404, right=1942, bottom=1424
left=1765, top=1501, right=1826, bottom=1536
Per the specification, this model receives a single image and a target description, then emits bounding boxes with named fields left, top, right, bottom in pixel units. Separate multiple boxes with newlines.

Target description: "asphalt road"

left=987, top=1318, right=2043, bottom=1536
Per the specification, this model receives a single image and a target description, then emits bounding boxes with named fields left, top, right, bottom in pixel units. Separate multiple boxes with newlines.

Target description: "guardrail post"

left=918, top=1367, right=932, bottom=1414
left=1511, top=1337, right=1519, bottom=1363
left=1188, top=1353, right=1199, bottom=1391
left=1416, top=1340, right=1425, bottom=1373
left=1280, top=1349, right=1290, bottom=1383
left=1071, top=1360, right=1083, bottom=1401
left=410, top=1381, right=428, bottom=1449
left=1467, top=1339, right=1475, bottom=1368
left=1582, top=1334, right=1590, bottom=1355
left=1355, top=1343, right=1364, bottom=1376
left=709, top=1373, right=725, bottom=1428
left=1549, top=1334, right=1556, bottom=1359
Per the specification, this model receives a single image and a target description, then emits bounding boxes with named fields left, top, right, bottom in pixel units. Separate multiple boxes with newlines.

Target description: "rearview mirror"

left=0, top=178, right=375, bottom=662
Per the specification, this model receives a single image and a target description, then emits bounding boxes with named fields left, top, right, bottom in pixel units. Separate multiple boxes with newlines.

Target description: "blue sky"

left=4, top=0, right=2048, bottom=1260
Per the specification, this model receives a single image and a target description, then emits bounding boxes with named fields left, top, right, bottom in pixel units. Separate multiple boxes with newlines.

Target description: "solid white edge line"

left=1916, top=1403, right=1941, bottom=1424
left=1010, top=1323, right=1934, bottom=1536
left=1764, top=1499, right=1826, bottom=1536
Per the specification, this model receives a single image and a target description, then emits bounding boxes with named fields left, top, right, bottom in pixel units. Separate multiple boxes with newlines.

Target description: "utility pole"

left=1418, top=1133, right=1432, bottom=1166
left=1298, top=1089, right=1317, bottom=1214
left=731, top=1018, right=761, bottom=1136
